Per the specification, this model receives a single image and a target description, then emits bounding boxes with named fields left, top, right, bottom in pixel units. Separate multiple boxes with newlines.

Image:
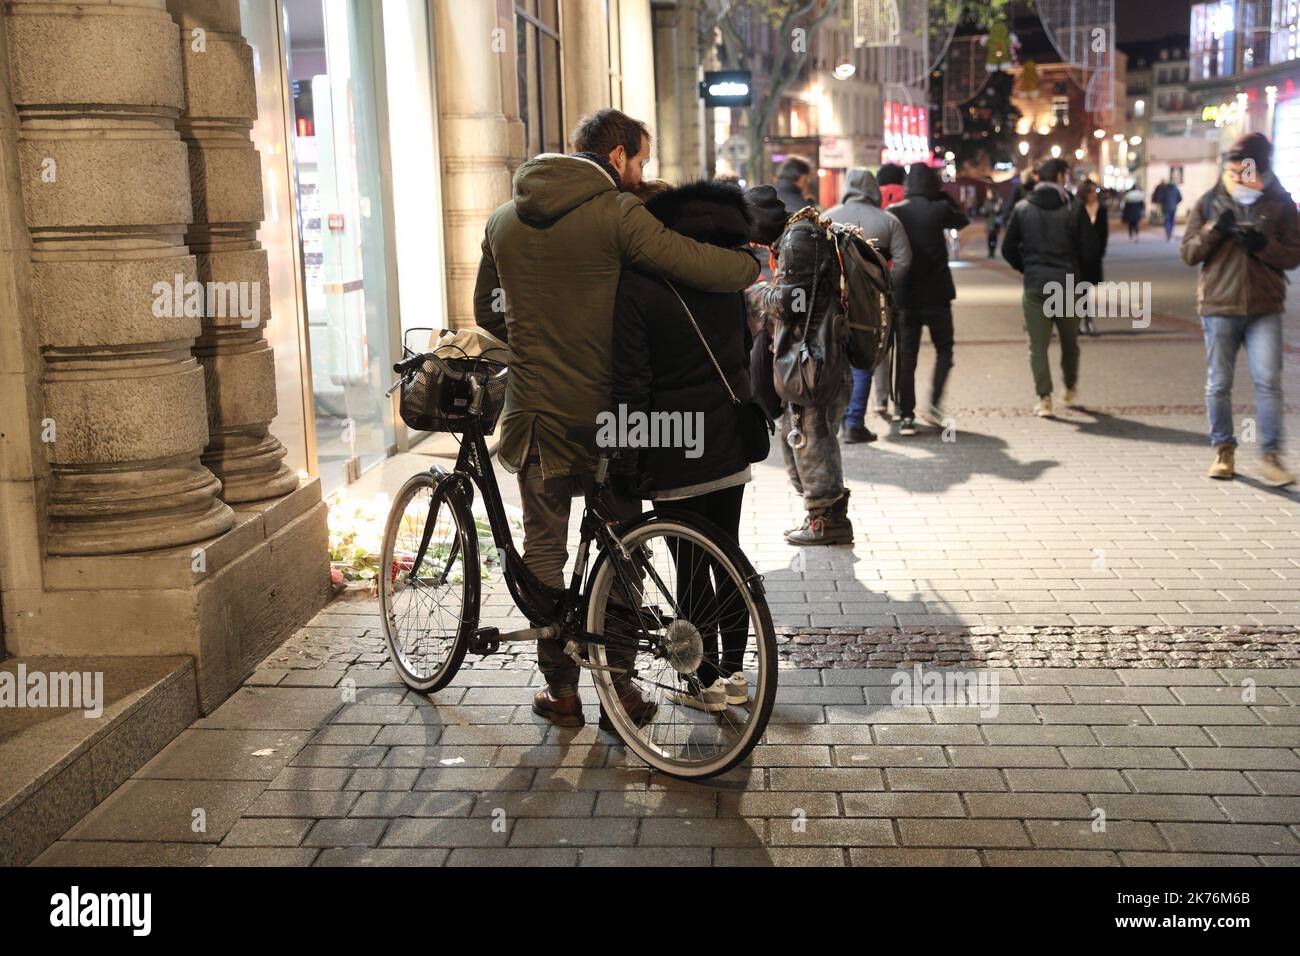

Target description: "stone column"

left=167, top=0, right=296, bottom=502
left=560, top=0, right=611, bottom=129
left=434, top=0, right=521, bottom=328
left=4, top=0, right=234, bottom=556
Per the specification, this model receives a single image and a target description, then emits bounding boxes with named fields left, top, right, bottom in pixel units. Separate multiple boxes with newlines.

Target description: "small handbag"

left=663, top=280, right=775, bottom=463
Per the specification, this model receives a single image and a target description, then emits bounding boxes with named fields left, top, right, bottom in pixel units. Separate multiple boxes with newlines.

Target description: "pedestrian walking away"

left=1180, top=132, right=1300, bottom=487
left=889, top=163, right=968, bottom=435
left=1001, top=157, right=1095, bottom=417
left=825, top=167, right=913, bottom=443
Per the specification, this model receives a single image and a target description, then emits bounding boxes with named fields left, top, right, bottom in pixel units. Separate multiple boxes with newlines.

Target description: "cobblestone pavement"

left=33, top=234, right=1300, bottom=866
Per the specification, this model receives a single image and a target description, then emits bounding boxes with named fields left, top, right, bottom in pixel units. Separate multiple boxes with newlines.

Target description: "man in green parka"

left=474, top=109, right=760, bottom=728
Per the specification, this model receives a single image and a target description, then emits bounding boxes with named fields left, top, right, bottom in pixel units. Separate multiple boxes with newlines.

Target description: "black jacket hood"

left=905, top=164, right=942, bottom=199
left=1027, top=181, right=1069, bottom=210
left=644, top=180, right=755, bottom=248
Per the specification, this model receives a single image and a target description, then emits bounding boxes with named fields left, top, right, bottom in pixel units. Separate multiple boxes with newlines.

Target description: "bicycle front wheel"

left=379, top=472, right=477, bottom=693
left=585, top=514, right=777, bottom=779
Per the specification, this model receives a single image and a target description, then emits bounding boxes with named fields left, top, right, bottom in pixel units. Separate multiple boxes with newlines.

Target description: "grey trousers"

left=516, top=444, right=641, bottom=694
left=780, top=370, right=851, bottom=513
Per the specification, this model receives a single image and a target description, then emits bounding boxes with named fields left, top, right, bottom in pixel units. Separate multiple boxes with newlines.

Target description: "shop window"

left=516, top=1, right=564, bottom=157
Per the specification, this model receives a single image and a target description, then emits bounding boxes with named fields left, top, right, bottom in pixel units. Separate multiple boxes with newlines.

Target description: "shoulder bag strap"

left=661, top=279, right=740, bottom=405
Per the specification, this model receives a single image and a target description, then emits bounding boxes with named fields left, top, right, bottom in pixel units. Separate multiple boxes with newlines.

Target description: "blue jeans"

left=1163, top=209, right=1176, bottom=239
left=1202, top=314, right=1284, bottom=453
left=844, top=367, right=872, bottom=428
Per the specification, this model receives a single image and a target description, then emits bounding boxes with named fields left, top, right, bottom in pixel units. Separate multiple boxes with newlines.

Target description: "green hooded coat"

left=474, top=154, right=760, bottom=478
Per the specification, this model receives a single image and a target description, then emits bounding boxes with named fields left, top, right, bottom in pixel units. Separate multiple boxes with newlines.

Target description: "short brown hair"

left=571, top=108, right=650, bottom=158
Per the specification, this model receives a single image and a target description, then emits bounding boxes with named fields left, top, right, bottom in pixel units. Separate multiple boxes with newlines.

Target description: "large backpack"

left=771, top=211, right=848, bottom=407
left=830, top=223, right=893, bottom=371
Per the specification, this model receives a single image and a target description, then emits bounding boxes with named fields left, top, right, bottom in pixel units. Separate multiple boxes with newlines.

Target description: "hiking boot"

left=898, top=417, right=918, bottom=436
left=1034, top=395, right=1054, bottom=418
left=598, top=682, right=658, bottom=732
left=532, top=688, right=584, bottom=728
left=843, top=424, right=876, bottom=444
left=785, top=493, right=853, bottom=546
left=1208, top=444, right=1235, bottom=480
left=1259, top=452, right=1295, bottom=487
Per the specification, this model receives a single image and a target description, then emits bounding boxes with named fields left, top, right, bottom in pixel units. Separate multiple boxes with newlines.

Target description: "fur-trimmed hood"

left=644, top=180, right=755, bottom=248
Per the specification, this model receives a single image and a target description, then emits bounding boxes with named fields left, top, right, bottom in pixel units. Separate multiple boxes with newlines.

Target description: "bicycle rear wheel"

left=585, top=514, right=777, bottom=779
left=379, top=472, right=476, bottom=693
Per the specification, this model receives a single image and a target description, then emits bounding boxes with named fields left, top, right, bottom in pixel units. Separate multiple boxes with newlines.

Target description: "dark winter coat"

left=1079, top=201, right=1109, bottom=284
left=889, top=164, right=969, bottom=309
left=1181, top=173, right=1300, bottom=317
left=1001, top=182, right=1092, bottom=292
left=612, top=181, right=755, bottom=496
left=474, top=153, right=758, bottom=478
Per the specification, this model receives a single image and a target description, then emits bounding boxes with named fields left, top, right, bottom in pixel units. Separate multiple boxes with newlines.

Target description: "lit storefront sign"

left=700, top=70, right=753, bottom=107
left=1273, top=94, right=1300, bottom=195
left=881, top=101, right=929, bottom=165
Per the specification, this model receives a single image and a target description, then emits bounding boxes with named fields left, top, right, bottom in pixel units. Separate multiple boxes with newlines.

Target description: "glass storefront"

left=243, top=0, right=447, bottom=495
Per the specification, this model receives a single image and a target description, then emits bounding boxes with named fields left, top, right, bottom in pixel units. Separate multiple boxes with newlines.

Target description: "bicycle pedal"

left=469, top=626, right=500, bottom=655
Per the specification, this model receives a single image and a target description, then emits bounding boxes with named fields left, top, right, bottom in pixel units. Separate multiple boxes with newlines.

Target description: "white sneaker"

left=920, top=403, right=945, bottom=428
left=672, top=678, right=727, bottom=713
left=1034, top=395, right=1054, bottom=418
left=1062, top=386, right=1078, bottom=406
left=723, top=673, right=749, bottom=705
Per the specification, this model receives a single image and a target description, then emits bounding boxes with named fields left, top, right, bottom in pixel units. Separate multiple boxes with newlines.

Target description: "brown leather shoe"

left=598, top=682, right=658, bottom=733
left=532, top=688, right=584, bottom=728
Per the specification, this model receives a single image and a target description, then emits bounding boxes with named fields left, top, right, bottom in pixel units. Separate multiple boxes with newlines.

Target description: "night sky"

left=1116, top=0, right=1193, bottom=42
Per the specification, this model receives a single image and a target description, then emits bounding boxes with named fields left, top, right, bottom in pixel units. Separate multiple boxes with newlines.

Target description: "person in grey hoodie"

left=825, top=168, right=912, bottom=442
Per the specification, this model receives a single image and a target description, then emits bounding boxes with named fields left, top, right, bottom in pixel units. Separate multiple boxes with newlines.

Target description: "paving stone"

left=1060, top=746, right=1184, bottom=769
left=871, top=724, right=984, bottom=745
left=414, top=767, right=537, bottom=791
left=508, top=817, right=638, bottom=847
left=964, top=792, right=1092, bottom=819
left=1117, top=851, right=1260, bottom=866
left=842, top=792, right=965, bottom=818
left=1089, top=793, right=1226, bottom=822
left=382, top=817, right=510, bottom=848
left=1025, top=819, right=1165, bottom=851
left=980, top=725, right=1097, bottom=746
left=1244, top=771, right=1300, bottom=795
left=833, top=745, right=947, bottom=767
left=204, top=847, right=319, bottom=867
left=593, top=790, right=716, bottom=817
left=194, top=687, right=343, bottom=731
left=768, top=767, right=883, bottom=791
left=984, top=849, right=1119, bottom=866
left=886, top=768, right=1006, bottom=792
left=1157, top=822, right=1300, bottom=855
left=315, top=847, right=450, bottom=866
left=1124, top=769, right=1257, bottom=795
left=267, top=767, right=351, bottom=791
left=1177, top=747, right=1300, bottom=771
left=638, top=818, right=766, bottom=847
left=716, top=847, right=845, bottom=866
left=469, top=791, right=598, bottom=817
left=1144, top=705, right=1262, bottom=726
left=446, top=848, right=578, bottom=866
left=578, top=847, right=711, bottom=866
left=290, top=745, right=387, bottom=768
left=850, top=847, right=981, bottom=866
left=1090, top=726, right=1213, bottom=747
left=769, top=818, right=896, bottom=846
left=1203, top=726, right=1300, bottom=747
left=302, top=817, right=388, bottom=847
left=349, top=791, right=475, bottom=818
left=344, top=768, right=421, bottom=791
left=1036, top=705, right=1150, bottom=725
left=310, top=724, right=381, bottom=745
left=947, top=746, right=1065, bottom=768
left=1004, top=769, right=1129, bottom=793
left=245, top=789, right=359, bottom=818
left=718, top=791, right=839, bottom=817
left=135, top=729, right=309, bottom=781
left=1215, top=796, right=1300, bottom=824
left=220, top=817, right=313, bottom=847
left=63, top=779, right=266, bottom=844
left=897, top=819, right=1031, bottom=848
left=32, top=841, right=213, bottom=867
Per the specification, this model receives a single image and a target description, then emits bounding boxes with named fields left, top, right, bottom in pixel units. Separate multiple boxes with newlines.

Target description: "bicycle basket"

left=399, top=355, right=508, bottom=434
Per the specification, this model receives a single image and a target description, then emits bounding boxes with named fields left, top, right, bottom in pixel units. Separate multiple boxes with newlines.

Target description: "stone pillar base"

left=16, top=478, right=330, bottom=712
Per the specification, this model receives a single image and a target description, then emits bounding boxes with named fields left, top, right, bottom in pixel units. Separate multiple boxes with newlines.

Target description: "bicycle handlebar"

left=386, top=351, right=508, bottom=397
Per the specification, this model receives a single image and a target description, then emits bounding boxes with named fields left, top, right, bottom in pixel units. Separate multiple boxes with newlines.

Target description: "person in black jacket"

left=1002, top=157, right=1094, bottom=416
left=1076, top=179, right=1109, bottom=336
left=611, top=180, right=758, bottom=712
left=889, top=164, right=969, bottom=435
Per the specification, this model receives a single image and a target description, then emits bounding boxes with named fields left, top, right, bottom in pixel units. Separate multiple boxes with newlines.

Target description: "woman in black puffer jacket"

left=610, top=180, right=756, bottom=711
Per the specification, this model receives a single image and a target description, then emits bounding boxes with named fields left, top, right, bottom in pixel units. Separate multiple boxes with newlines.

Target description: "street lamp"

left=1075, top=148, right=1087, bottom=160
left=1129, top=136, right=1142, bottom=146
left=1018, top=141, right=1029, bottom=156
left=1050, top=145, right=1061, bottom=158
left=1093, top=128, right=1106, bottom=139
left=833, top=62, right=855, bottom=80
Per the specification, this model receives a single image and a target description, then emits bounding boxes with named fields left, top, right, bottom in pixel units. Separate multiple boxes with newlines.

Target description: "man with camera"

left=1181, top=132, right=1300, bottom=486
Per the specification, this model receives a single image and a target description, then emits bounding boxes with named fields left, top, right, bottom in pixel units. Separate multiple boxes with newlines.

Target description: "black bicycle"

left=378, top=338, right=777, bottom=779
